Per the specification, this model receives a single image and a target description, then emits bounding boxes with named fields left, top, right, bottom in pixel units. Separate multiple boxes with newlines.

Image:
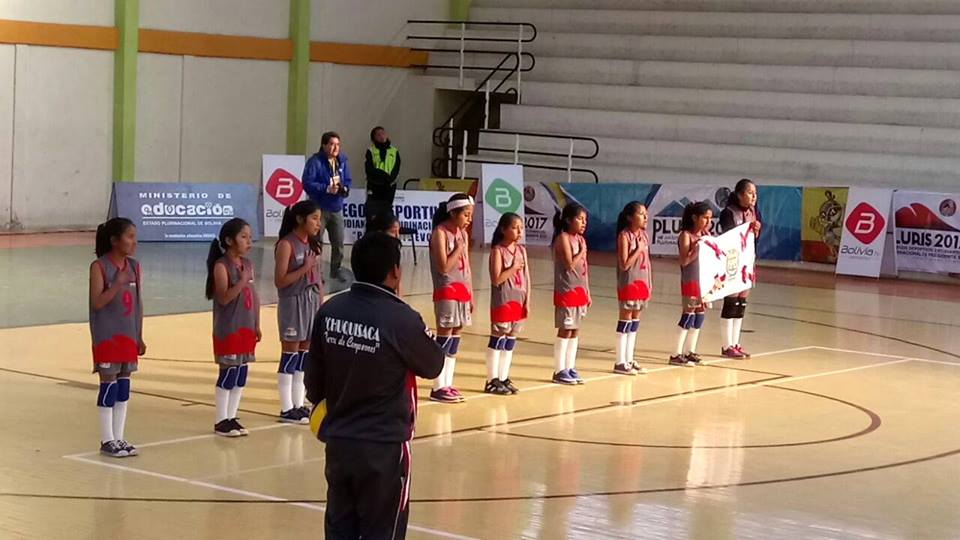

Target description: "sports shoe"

left=279, top=409, right=309, bottom=424
left=721, top=347, right=745, bottom=359
left=502, top=378, right=519, bottom=394
left=569, top=368, right=585, bottom=384
left=614, top=363, right=638, bottom=376
left=297, top=405, right=311, bottom=418
left=484, top=379, right=512, bottom=396
left=231, top=418, right=249, bottom=436
left=216, top=419, right=243, bottom=437
left=448, top=387, right=466, bottom=402
left=734, top=345, right=751, bottom=358
left=669, top=355, right=695, bottom=367
left=117, top=440, right=139, bottom=456
left=430, top=387, right=461, bottom=403
left=100, top=440, right=129, bottom=458
left=685, top=352, right=703, bottom=365
left=552, top=370, right=577, bottom=385
left=630, top=361, right=649, bottom=374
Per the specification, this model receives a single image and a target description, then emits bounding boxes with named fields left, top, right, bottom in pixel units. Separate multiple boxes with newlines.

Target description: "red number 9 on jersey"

left=122, top=290, right=133, bottom=317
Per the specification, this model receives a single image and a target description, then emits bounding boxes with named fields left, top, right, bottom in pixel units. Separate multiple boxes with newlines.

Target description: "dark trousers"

left=365, top=198, right=394, bottom=232
left=318, top=210, right=345, bottom=273
left=325, top=438, right=411, bottom=540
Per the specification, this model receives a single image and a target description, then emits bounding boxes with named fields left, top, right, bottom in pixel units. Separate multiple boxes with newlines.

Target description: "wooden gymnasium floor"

left=1, top=234, right=959, bottom=539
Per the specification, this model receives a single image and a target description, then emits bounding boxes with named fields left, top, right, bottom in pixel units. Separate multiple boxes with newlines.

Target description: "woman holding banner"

left=718, top=179, right=762, bottom=358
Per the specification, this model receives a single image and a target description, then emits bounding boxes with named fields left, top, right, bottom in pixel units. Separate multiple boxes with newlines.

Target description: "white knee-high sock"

left=733, top=318, right=744, bottom=346
left=444, top=356, right=457, bottom=388
left=215, top=387, right=230, bottom=422
left=485, top=347, right=501, bottom=381
left=615, top=331, right=629, bottom=365
left=721, top=319, right=734, bottom=349
left=278, top=373, right=293, bottom=412
left=626, top=323, right=639, bottom=365
left=554, top=338, right=570, bottom=372
left=228, top=387, right=243, bottom=419
left=566, top=337, right=579, bottom=370
left=675, top=328, right=689, bottom=356
left=292, top=371, right=305, bottom=408
left=499, top=338, right=516, bottom=381
left=113, top=401, right=128, bottom=441
left=98, top=406, right=114, bottom=443
left=685, top=329, right=701, bottom=354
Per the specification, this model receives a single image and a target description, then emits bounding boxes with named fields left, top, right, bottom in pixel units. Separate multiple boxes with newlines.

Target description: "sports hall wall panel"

left=140, top=0, right=289, bottom=40
left=310, top=0, right=447, bottom=45
left=0, top=45, right=13, bottom=228
left=0, top=0, right=114, bottom=27
left=11, top=45, right=114, bottom=230
left=135, top=53, right=183, bottom=183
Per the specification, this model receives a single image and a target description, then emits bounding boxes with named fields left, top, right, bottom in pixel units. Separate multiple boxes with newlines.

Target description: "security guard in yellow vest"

left=364, top=126, right=402, bottom=231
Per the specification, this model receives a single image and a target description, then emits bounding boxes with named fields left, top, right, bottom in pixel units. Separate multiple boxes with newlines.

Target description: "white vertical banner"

left=480, top=164, right=525, bottom=245
left=836, top=187, right=893, bottom=278
left=698, top=223, right=757, bottom=303
left=262, top=155, right=307, bottom=237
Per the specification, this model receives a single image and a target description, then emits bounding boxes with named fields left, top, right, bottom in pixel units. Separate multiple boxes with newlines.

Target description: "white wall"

left=135, top=53, right=181, bottom=182
left=0, top=45, right=13, bottom=229
left=311, top=0, right=447, bottom=45
left=11, top=45, right=113, bottom=229
left=0, top=0, right=113, bottom=26
left=140, top=0, right=289, bottom=38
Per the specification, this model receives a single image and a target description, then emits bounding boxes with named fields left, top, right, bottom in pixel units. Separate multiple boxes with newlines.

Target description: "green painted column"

left=450, top=0, right=472, bottom=20
left=286, top=0, right=310, bottom=155
left=112, top=0, right=139, bottom=182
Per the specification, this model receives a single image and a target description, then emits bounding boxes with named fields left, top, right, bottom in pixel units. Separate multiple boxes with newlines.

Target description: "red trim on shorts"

left=681, top=281, right=701, bottom=298
left=554, top=287, right=590, bottom=308
left=432, top=282, right=472, bottom=302
left=617, top=280, right=651, bottom=302
left=491, top=301, right=526, bottom=323
left=92, top=334, right=139, bottom=363
left=213, top=327, right=258, bottom=356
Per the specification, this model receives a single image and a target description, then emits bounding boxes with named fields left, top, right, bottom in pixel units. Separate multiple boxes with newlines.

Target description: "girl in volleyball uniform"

left=552, top=203, right=590, bottom=385
left=429, top=193, right=475, bottom=403
left=614, top=202, right=651, bottom=375
left=671, top=201, right=713, bottom=367
left=718, top=178, right=761, bottom=358
left=89, top=217, right=144, bottom=458
left=486, top=212, right=530, bottom=395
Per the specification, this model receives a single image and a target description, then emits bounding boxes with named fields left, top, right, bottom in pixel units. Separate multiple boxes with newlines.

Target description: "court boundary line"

left=63, top=455, right=477, bottom=540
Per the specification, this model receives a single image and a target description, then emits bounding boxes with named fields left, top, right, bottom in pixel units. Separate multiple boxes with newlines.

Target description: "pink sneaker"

left=721, top=347, right=745, bottom=359
left=430, top=388, right=460, bottom=404
left=448, top=387, right=466, bottom=402
left=734, top=345, right=751, bottom=358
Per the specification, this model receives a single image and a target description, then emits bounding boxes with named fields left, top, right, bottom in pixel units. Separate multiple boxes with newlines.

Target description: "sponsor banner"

left=480, top=164, right=525, bottom=245
left=699, top=223, right=757, bottom=303
left=262, top=155, right=307, bottom=237
left=340, top=190, right=452, bottom=245
left=801, top=187, right=848, bottom=263
left=563, top=183, right=659, bottom=252
left=893, top=191, right=960, bottom=274
left=836, top=188, right=893, bottom=278
left=756, top=185, right=802, bottom=261
left=523, top=182, right=573, bottom=246
left=646, top=184, right=730, bottom=255
left=110, top=182, right=259, bottom=242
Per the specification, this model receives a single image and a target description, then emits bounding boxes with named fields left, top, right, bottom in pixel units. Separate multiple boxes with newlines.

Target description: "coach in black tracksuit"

left=306, top=232, right=444, bottom=540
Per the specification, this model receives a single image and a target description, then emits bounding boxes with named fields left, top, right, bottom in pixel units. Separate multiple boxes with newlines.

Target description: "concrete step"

left=472, top=0, right=960, bottom=15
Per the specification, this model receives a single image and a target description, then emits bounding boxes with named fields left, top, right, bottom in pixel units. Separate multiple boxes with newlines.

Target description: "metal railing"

left=433, top=128, right=600, bottom=184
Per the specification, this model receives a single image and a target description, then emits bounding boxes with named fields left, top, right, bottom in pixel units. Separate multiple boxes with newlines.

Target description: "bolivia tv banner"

left=262, top=155, right=307, bottom=237
left=111, top=182, right=259, bottom=242
left=893, top=191, right=960, bottom=274
left=835, top=188, right=893, bottom=278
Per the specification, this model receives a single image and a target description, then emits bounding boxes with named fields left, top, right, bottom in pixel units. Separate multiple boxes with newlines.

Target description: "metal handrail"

left=406, top=20, right=537, bottom=42
left=432, top=156, right=599, bottom=184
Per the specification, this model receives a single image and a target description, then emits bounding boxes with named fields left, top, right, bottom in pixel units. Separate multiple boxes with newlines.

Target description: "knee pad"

left=217, top=367, right=238, bottom=390
left=237, top=365, right=249, bottom=387
left=449, top=336, right=462, bottom=355
left=297, top=350, right=309, bottom=372
left=678, top=313, right=695, bottom=329
left=97, top=381, right=118, bottom=408
left=629, top=320, right=640, bottom=333
left=504, top=337, right=517, bottom=351
left=736, top=299, right=748, bottom=319
left=693, top=312, right=706, bottom=329
left=116, top=377, right=131, bottom=402
left=435, top=335, right=453, bottom=355
left=616, top=320, right=630, bottom=333
left=721, top=297, right=738, bottom=319
left=487, top=335, right=503, bottom=350
left=278, top=352, right=299, bottom=374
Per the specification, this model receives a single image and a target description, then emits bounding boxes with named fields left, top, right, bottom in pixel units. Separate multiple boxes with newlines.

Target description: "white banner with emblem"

left=698, top=223, right=757, bottom=303
left=480, top=164, right=525, bottom=245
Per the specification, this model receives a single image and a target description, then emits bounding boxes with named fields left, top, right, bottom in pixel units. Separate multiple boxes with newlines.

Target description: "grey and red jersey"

left=89, top=255, right=142, bottom=364
left=617, top=229, right=652, bottom=302
left=212, top=256, right=259, bottom=357
left=277, top=233, right=322, bottom=298
left=553, top=232, right=590, bottom=308
left=680, top=230, right=709, bottom=298
left=490, top=244, right=528, bottom=323
left=430, top=225, right=473, bottom=303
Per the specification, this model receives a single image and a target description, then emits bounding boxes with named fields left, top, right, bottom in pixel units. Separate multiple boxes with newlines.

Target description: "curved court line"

left=485, top=385, right=881, bottom=449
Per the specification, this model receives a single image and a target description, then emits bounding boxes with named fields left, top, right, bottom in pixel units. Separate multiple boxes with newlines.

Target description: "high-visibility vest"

left=369, top=145, right=398, bottom=174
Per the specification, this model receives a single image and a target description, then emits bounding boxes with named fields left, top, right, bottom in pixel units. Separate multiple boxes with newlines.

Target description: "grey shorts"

left=491, top=320, right=524, bottom=336
left=215, top=353, right=255, bottom=367
left=93, top=362, right=138, bottom=376
left=434, top=300, right=472, bottom=329
left=555, top=306, right=588, bottom=330
left=619, top=300, right=648, bottom=312
left=278, top=289, right=320, bottom=343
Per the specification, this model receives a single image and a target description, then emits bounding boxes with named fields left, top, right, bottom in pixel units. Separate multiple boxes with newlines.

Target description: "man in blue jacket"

left=302, top=131, right=352, bottom=281
left=306, top=232, right=444, bottom=540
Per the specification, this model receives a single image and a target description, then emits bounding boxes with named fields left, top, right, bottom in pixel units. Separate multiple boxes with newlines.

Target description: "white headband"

left=446, top=196, right=474, bottom=211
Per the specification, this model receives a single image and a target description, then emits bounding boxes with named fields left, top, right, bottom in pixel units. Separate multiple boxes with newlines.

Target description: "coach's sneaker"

left=552, top=370, right=577, bottom=385
left=734, top=345, right=751, bottom=358
left=216, top=419, right=243, bottom=437
left=231, top=419, right=249, bottom=436
left=669, top=355, right=695, bottom=367
left=569, top=368, right=585, bottom=384
left=100, top=440, right=129, bottom=458
left=118, top=440, right=139, bottom=456
left=502, top=378, right=519, bottom=394
left=614, top=363, right=638, bottom=376
left=721, top=347, right=745, bottom=359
